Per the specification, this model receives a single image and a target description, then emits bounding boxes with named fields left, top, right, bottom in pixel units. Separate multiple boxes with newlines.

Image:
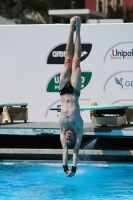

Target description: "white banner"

left=0, top=23, right=132, bottom=122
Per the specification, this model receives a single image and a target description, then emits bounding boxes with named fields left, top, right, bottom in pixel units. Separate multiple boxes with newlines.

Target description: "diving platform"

left=0, top=103, right=28, bottom=123
left=0, top=122, right=133, bottom=137
left=51, top=104, right=133, bottom=126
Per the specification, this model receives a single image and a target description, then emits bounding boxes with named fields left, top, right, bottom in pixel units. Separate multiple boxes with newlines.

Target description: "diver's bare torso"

left=59, top=94, right=83, bottom=135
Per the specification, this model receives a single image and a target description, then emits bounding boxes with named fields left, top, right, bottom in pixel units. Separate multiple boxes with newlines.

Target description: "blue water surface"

left=0, top=162, right=133, bottom=200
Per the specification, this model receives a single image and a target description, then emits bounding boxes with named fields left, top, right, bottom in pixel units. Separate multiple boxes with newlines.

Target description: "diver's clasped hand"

left=67, top=171, right=75, bottom=177
left=63, top=165, right=77, bottom=178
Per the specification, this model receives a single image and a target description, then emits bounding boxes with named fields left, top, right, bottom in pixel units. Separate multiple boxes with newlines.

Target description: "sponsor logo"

left=110, top=49, right=133, bottom=59
left=47, top=72, right=92, bottom=92
left=115, top=76, right=133, bottom=89
left=115, top=77, right=123, bottom=88
left=47, top=44, right=92, bottom=64
left=104, top=42, right=133, bottom=62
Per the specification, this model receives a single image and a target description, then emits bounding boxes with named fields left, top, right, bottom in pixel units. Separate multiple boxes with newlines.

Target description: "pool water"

left=0, top=162, right=133, bottom=200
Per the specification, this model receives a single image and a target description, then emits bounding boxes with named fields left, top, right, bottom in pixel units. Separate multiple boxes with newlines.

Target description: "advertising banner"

left=0, top=23, right=132, bottom=122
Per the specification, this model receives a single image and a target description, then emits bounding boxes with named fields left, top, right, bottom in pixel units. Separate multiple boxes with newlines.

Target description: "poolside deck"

left=0, top=122, right=133, bottom=161
left=0, top=121, right=133, bottom=137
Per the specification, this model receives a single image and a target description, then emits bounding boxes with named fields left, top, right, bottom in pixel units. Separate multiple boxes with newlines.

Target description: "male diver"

left=59, top=16, right=84, bottom=177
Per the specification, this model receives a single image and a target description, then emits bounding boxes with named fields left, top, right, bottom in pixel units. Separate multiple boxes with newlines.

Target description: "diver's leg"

left=59, top=16, right=76, bottom=90
left=70, top=16, right=82, bottom=91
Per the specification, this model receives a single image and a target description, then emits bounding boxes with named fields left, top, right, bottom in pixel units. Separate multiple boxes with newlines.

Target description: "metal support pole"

left=71, top=1, right=75, bottom=9
left=86, top=14, right=89, bottom=23
left=49, top=15, right=53, bottom=24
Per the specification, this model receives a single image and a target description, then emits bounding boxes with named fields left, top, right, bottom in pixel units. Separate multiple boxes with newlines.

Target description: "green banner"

left=47, top=72, right=92, bottom=92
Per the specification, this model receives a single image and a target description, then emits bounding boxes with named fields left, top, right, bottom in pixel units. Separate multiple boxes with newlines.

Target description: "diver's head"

left=65, top=130, right=76, bottom=147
